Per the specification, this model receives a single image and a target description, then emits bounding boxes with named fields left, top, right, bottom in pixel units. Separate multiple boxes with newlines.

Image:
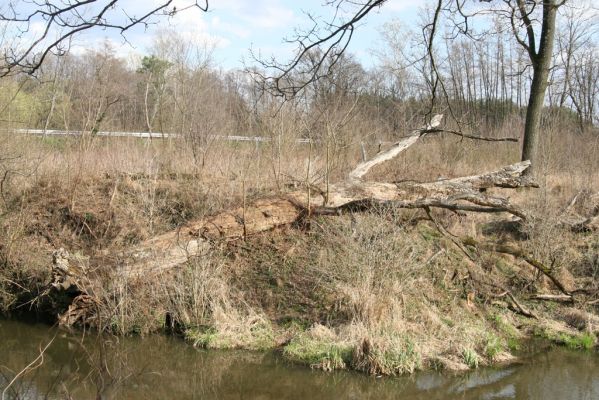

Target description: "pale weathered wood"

left=560, top=191, right=599, bottom=232
left=48, top=117, right=541, bottom=326
left=529, top=294, right=573, bottom=302
left=121, top=198, right=302, bottom=277
left=116, top=161, right=536, bottom=278
left=348, top=114, right=443, bottom=181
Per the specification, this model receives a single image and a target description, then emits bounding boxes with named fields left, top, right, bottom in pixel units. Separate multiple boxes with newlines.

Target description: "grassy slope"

left=0, top=130, right=598, bottom=375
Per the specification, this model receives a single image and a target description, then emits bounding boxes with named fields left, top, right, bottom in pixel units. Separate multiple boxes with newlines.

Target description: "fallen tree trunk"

left=48, top=115, right=543, bottom=325
left=116, top=162, right=536, bottom=277
left=116, top=114, right=535, bottom=278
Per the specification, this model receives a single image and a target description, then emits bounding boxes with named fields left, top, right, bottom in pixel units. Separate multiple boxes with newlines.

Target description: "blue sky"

left=67, top=0, right=425, bottom=70
left=6, top=0, right=597, bottom=71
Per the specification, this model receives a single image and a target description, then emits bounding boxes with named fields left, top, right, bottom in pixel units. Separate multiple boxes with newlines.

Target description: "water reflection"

left=1, top=319, right=598, bottom=399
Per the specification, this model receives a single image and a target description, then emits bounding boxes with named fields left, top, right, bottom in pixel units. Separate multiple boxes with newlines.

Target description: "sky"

left=67, top=0, right=426, bottom=70
left=4, top=0, right=598, bottom=72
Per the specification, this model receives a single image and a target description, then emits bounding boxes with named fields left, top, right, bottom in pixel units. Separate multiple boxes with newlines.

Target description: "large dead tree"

left=47, top=115, right=539, bottom=322
left=110, top=115, right=531, bottom=274
left=49, top=114, right=599, bottom=326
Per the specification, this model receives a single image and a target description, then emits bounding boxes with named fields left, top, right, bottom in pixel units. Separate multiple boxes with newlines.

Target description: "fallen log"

left=114, top=112, right=534, bottom=278
left=48, top=115, right=540, bottom=325
left=117, top=160, right=536, bottom=277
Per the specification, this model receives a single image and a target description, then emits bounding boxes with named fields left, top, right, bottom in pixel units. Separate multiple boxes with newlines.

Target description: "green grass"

left=366, top=338, right=421, bottom=375
left=418, top=224, right=441, bottom=242
left=489, top=313, right=520, bottom=339
left=507, top=337, right=521, bottom=352
left=186, top=327, right=220, bottom=348
left=185, top=320, right=276, bottom=351
left=561, top=332, right=596, bottom=350
left=462, top=348, right=480, bottom=368
left=485, top=334, right=504, bottom=360
left=533, top=327, right=596, bottom=350
left=283, top=334, right=353, bottom=371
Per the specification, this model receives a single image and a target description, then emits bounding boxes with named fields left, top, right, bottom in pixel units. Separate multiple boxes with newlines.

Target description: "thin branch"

left=426, top=128, right=519, bottom=142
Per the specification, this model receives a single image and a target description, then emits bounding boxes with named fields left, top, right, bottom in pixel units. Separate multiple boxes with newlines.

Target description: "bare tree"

left=507, top=0, right=563, bottom=174
left=251, top=0, right=387, bottom=99
left=253, top=0, right=580, bottom=176
left=137, top=55, right=172, bottom=134
left=0, top=0, right=208, bottom=77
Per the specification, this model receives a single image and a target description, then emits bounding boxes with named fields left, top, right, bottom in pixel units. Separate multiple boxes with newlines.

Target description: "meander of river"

left=1, top=318, right=598, bottom=399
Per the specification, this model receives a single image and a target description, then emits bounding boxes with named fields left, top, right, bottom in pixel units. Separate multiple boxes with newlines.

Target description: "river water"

left=1, top=318, right=598, bottom=399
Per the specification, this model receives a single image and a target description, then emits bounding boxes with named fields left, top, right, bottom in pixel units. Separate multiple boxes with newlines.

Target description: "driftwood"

left=49, top=115, right=548, bottom=325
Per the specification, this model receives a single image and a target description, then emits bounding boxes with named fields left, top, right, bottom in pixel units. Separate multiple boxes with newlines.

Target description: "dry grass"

left=0, top=115, right=598, bottom=375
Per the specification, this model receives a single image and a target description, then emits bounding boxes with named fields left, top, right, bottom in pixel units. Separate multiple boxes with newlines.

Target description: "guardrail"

left=11, top=128, right=313, bottom=143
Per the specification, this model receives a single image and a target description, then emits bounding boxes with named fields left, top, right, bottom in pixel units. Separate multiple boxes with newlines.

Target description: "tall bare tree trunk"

left=521, top=0, right=558, bottom=175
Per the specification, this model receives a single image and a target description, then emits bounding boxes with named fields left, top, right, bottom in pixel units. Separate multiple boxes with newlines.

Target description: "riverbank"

left=178, top=215, right=599, bottom=374
left=3, top=202, right=599, bottom=375
left=1, top=133, right=598, bottom=377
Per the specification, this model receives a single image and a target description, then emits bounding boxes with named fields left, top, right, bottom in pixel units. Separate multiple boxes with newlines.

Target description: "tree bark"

left=47, top=115, right=541, bottom=326
left=521, top=0, right=558, bottom=175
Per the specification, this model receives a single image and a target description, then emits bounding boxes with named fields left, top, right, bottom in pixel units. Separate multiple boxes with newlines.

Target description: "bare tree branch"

left=0, top=1, right=209, bottom=76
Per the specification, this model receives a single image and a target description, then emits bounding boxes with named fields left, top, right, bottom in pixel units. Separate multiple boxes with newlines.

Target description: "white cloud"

left=211, top=16, right=251, bottom=39
left=213, top=0, right=296, bottom=29
left=376, top=0, right=423, bottom=13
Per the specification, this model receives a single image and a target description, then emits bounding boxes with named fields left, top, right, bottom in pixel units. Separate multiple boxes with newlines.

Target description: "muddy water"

left=1, top=319, right=598, bottom=400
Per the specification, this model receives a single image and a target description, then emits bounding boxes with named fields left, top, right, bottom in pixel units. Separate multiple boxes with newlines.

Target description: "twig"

left=424, top=207, right=476, bottom=261
left=506, top=291, right=538, bottom=319
left=426, top=128, right=519, bottom=142
left=2, top=336, right=55, bottom=400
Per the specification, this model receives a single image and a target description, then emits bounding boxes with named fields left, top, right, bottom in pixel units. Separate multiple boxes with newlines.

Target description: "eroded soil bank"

left=1, top=136, right=598, bottom=377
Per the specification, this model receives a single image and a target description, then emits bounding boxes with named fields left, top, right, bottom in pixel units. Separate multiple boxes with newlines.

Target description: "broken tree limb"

left=349, top=114, right=443, bottom=181
left=506, top=291, right=538, bottom=319
left=461, top=239, right=572, bottom=296
left=561, top=214, right=599, bottom=233
left=426, top=128, right=519, bottom=142
left=322, top=161, right=536, bottom=208
left=464, top=261, right=538, bottom=319
left=529, top=294, right=573, bottom=303
left=47, top=116, right=542, bottom=327
left=560, top=191, right=599, bottom=232
left=118, top=161, right=536, bottom=278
